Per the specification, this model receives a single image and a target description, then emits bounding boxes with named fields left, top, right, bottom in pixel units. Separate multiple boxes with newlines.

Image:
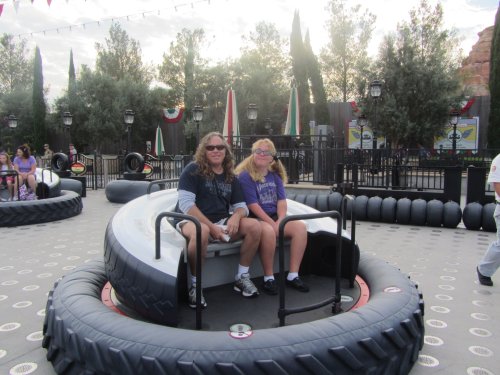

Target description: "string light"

left=7, top=0, right=213, bottom=39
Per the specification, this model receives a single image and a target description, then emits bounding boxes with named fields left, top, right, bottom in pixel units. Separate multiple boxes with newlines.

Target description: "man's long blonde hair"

left=235, top=138, right=288, bottom=183
left=193, top=132, right=235, bottom=182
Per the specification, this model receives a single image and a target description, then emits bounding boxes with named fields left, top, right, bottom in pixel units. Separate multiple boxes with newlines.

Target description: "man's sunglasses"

left=205, top=145, right=226, bottom=151
left=254, top=148, right=273, bottom=156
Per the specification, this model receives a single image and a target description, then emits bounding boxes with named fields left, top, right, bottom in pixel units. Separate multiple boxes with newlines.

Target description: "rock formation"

left=460, top=26, right=494, bottom=96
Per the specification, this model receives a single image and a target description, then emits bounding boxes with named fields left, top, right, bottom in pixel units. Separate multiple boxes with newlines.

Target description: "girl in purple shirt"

left=13, top=145, right=37, bottom=195
left=236, top=138, right=309, bottom=295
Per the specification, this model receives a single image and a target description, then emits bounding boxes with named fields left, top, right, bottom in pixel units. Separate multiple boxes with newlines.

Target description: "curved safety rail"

left=278, top=210, right=343, bottom=326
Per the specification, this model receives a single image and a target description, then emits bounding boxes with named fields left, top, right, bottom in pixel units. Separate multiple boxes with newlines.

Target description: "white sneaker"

left=234, top=273, right=259, bottom=297
left=188, top=285, right=207, bottom=309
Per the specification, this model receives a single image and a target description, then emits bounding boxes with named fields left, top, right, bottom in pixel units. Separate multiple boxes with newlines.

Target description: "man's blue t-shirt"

left=238, top=171, right=286, bottom=215
left=178, top=162, right=246, bottom=223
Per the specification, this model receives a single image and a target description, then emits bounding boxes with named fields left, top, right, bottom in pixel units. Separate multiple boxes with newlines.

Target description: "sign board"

left=347, top=120, right=385, bottom=149
left=433, top=117, right=479, bottom=150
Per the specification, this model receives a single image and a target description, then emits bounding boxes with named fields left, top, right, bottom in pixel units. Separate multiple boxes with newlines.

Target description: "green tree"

left=0, top=34, right=33, bottom=96
left=32, top=46, right=46, bottom=155
left=320, top=0, right=375, bottom=102
left=158, top=28, right=206, bottom=107
left=304, top=30, right=329, bottom=126
left=68, top=49, right=76, bottom=95
left=95, top=22, right=153, bottom=84
left=488, top=5, right=500, bottom=148
left=376, top=0, right=462, bottom=147
left=236, top=21, right=290, bottom=134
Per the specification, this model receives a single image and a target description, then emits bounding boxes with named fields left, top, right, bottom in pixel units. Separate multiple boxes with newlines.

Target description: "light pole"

left=358, top=114, right=367, bottom=150
left=7, top=114, right=18, bottom=153
left=264, top=117, right=272, bottom=135
left=62, top=111, right=72, bottom=157
left=370, top=80, right=382, bottom=150
left=247, top=104, right=258, bottom=135
left=192, top=106, right=204, bottom=144
left=124, top=109, right=135, bottom=153
left=449, top=109, right=460, bottom=154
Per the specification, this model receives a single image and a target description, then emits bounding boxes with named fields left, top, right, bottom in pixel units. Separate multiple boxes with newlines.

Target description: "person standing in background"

left=69, top=144, right=77, bottom=163
left=477, top=153, right=500, bottom=286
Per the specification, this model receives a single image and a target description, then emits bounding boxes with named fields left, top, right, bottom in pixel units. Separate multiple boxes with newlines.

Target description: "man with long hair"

left=176, top=132, right=261, bottom=308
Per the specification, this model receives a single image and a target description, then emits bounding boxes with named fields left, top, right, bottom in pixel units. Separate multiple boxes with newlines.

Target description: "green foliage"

left=376, top=0, right=462, bottom=147
left=320, top=0, right=376, bottom=102
left=290, top=11, right=309, bottom=133
left=0, top=34, right=33, bottom=96
left=488, top=5, right=500, bottom=148
left=95, top=22, right=153, bottom=84
left=304, top=31, right=329, bottom=126
left=32, top=46, right=46, bottom=155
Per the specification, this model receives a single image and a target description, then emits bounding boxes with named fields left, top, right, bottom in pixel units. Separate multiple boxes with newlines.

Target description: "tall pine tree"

left=488, top=5, right=500, bottom=149
left=290, top=11, right=309, bottom=134
left=304, top=30, right=329, bottom=126
left=32, top=46, right=46, bottom=155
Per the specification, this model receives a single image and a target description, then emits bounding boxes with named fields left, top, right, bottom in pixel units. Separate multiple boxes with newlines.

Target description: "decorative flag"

left=162, top=107, right=184, bottom=124
left=14, top=0, right=20, bottom=13
left=223, top=88, right=240, bottom=146
left=154, top=125, right=165, bottom=157
left=460, top=97, right=476, bottom=114
left=47, top=0, right=52, bottom=5
left=284, top=85, right=300, bottom=136
left=0, top=4, right=4, bottom=16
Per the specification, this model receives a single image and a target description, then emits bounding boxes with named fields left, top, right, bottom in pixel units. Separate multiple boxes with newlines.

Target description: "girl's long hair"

left=193, top=132, right=235, bottom=183
left=0, top=151, right=13, bottom=168
left=235, top=138, right=288, bottom=184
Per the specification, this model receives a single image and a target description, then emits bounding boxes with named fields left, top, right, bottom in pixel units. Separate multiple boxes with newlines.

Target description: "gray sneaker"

left=234, top=273, right=259, bottom=297
left=188, top=285, right=207, bottom=309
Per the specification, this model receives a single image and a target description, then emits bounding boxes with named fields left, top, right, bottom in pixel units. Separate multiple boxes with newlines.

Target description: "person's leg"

left=180, top=221, right=210, bottom=276
left=233, top=217, right=261, bottom=297
left=236, top=217, right=261, bottom=267
left=6, top=178, right=14, bottom=199
left=258, top=221, right=276, bottom=277
left=478, top=206, right=500, bottom=278
left=27, top=174, right=37, bottom=192
left=284, top=220, right=307, bottom=274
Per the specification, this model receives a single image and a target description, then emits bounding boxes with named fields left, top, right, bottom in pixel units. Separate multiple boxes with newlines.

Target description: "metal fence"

left=64, top=143, right=498, bottom=196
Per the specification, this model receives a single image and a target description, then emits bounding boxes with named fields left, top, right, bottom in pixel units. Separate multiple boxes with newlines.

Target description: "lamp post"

left=62, top=111, right=72, bottom=157
left=358, top=114, right=367, bottom=150
left=264, top=117, right=272, bottom=135
left=449, top=109, right=460, bottom=154
left=7, top=114, right=18, bottom=153
left=124, top=109, right=135, bottom=153
left=192, top=106, right=204, bottom=144
left=247, top=104, right=258, bottom=135
left=370, top=80, right=382, bottom=150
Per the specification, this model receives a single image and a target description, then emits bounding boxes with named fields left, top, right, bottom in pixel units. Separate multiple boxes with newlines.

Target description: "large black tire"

left=123, top=152, right=145, bottom=173
left=316, top=195, right=329, bottom=212
left=443, top=201, right=462, bottom=228
left=60, top=178, right=83, bottom=196
left=426, top=199, right=444, bottom=227
left=410, top=199, right=427, bottom=226
left=367, top=196, right=383, bottom=222
left=105, top=180, right=160, bottom=203
left=463, top=202, right=483, bottom=230
left=481, top=203, right=496, bottom=232
left=328, top=192, right=343, bottom=212
left=354, top=195, right=368, bottom=221
left=396, top=198, right=412, bottom=224
left=381, top=197, right=397, bottom=223
left=0, top=190, right=82, bottom=227
left=51, top=152, right=69, bottom=172
left=304, top=194, right=318, bottom=209
left=43, top=257, right=424, bottom=375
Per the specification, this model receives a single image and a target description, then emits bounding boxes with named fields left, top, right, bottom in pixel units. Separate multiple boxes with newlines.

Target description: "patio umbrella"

left=154, top=125, right=165, bottom=157
left=223, top=88, right=240, bottom=146
left=284, top=84, right=300, bottom=136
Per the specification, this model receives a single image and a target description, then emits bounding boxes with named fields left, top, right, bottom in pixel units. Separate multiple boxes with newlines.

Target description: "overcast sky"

left=1, top=0, right=498, bottom=104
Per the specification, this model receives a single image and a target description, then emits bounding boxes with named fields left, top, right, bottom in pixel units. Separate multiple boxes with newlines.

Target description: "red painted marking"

left=101, top=282, right=127, bottom=316
left=351, top=275, right=370, bottom=310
